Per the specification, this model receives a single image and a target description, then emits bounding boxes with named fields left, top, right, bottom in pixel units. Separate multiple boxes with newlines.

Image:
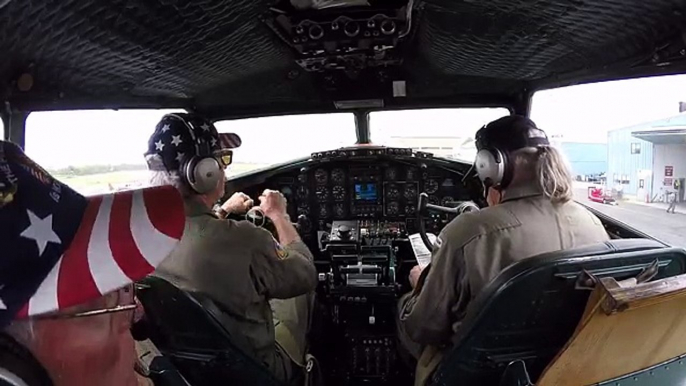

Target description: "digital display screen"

left=354, top=183, right=377, bottom=201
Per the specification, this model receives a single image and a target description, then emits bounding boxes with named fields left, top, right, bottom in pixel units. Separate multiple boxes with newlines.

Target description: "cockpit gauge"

left=428, top=195, right=439, bottom=205
left=297, top=173, right=307, bottom=183
left=386, top=201, right=399, bottom=216
left=318, top=204, right=329, bottom=217
left=297, top=205, right=310, bottom=216
left=332, top=185, right=346, bottom=201
left=314, top=168, right=328, bottom=184
left=405, top=205, right=416, bottom=215
left=333, top=203, right=346, bottom=218
left=315, top=186, right=329, bottom=201
left=385, top=167, right=398, bottom=181
left=280, top=186, right=293, bottom=197
left=296, top=186, right=309, bottom=200
left=406, top=168, right=417, bottom=181
left=404, top=184, right=417, bottom=200
left=385, top=185, right=400, bottom=200
left=331, top=168, right=345, bottom=184
left=424, top=179, right=439, bottom=194
left=441, top=196, right=455, bottom=206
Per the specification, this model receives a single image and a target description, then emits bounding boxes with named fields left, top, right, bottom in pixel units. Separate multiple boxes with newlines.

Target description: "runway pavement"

left=573, top=186, right=686, bottom=248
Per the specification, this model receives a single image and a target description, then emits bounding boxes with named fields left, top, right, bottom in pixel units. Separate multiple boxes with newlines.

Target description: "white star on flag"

left=201, top=123, right=210, bottom=132
left=155, top=140, right=165, bottom=151
left=161, top=124, right=171, bottom=133
left=211, top=138, right=217, bottom=147
left=171, top=135, right=183, bottom=147
left=175, top=152, right=184, bottom=163
left=20, top=210, right=62, bottom=257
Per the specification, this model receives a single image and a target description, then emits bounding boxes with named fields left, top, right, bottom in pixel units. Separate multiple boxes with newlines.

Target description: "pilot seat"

left=135, top=276, right=285, bottom=386
left=429, top=238, right=686, bottom=386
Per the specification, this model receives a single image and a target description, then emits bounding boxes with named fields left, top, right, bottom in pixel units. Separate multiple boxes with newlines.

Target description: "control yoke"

left=416, top=192, right=479, bottom=252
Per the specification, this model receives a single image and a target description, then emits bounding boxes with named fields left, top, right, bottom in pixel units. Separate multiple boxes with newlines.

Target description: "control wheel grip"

left=417, top=192, right=429, bottom=214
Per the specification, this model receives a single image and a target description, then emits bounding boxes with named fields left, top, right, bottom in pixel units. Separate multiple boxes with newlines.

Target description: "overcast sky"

left=8, top=73, right=686, bottom=169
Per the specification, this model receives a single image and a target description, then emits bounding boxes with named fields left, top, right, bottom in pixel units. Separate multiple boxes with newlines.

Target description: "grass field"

left=55, top=162, right=269, bottom=195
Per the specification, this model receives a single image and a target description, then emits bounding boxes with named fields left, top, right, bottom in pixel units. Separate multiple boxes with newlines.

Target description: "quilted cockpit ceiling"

left=1, top=0, right=686, bottom=115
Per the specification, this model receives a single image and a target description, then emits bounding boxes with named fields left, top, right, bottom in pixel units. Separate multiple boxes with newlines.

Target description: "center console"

left=316, top=219, right=408, bottom=385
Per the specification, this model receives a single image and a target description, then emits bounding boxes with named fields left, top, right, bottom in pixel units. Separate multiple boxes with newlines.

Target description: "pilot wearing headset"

left=396, top=115, right=610, bottom=385
left=144, top=113, right=318, bottom=385
left=0, top=140, right=186, bottom=386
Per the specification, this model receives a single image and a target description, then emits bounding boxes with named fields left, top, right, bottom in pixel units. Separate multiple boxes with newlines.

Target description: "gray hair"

left=512, top=145, right=573, bottom=204
left=148, top=170, right=194, bottom=198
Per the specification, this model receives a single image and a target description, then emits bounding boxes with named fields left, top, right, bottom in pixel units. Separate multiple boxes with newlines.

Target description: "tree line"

left=48, top=164, right=148, bottom=176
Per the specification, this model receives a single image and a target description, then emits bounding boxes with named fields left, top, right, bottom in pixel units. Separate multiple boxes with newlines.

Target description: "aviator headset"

left=473, top=116, right=550, bottom=191
left=166, top=114, right=225, bottom=195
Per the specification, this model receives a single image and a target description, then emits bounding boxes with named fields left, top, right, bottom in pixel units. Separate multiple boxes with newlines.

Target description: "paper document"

left=409, top=233, right=437, bottom=269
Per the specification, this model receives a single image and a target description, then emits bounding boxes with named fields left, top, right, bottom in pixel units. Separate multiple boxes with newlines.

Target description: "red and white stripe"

left=17, top=186, right=185, bottom=317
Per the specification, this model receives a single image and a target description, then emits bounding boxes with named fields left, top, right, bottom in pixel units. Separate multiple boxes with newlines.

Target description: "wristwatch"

left=213, top=204, right=229, bottom=219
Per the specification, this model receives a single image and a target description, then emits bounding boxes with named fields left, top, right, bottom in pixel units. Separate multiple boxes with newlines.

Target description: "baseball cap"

left=475, top=115, right=549, bottom=152
left=144, top=113, right=242, bottom=172
left=0, top=141, right=186, bottom=328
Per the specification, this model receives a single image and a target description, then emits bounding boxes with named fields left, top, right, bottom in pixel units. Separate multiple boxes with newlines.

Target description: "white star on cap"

left=211, top=138, right=218, bottom=147
left=155, top=140, right=165, bottom=151
left=201, top=123, right=210, bottom=132
left=171, top=135, right=183, bottom=147
left=20, top=210, right=61, bottom=257
left=161, top=124, right=171, bottom=133
left=175, top=152, right=184, bottom=163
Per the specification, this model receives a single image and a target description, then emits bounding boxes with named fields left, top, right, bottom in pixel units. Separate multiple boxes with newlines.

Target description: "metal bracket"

left=574, top=259, right=661, bottom=291
left=498, top=360, right=534, bottom=386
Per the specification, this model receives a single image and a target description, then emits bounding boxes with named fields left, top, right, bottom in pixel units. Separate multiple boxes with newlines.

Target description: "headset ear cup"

left=190, top=157, right=222, bottom=195
left=500, top=150, right=515, bottom=189
left=475, top=149, right=505, bottom=187
left=181, top=156, right=198, bottom=193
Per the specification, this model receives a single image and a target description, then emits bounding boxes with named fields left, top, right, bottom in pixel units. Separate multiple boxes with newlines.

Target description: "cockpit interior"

left=226, top=146, right=476, bottom=385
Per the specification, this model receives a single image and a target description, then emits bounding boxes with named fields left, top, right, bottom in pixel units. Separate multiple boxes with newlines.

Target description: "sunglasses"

left=34, top=285, right=137, bottom=320
left=213, top=149, right=233, bottom=169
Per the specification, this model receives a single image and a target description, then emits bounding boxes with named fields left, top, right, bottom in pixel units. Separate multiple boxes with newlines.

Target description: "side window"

left=25, top=109, right=181, bottom=195
left=631, top=143, right=641, bottom=154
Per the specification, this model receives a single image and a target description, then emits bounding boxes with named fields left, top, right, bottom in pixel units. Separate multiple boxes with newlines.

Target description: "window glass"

left=631, top=143, right=641, bottom=154
left=369, top=108, right=511, bottom=162
left=531, top=74, right=686, bottom=247
left=25, top=109, right=181, bottom=195
left=215, top=113, right=357, bottom=177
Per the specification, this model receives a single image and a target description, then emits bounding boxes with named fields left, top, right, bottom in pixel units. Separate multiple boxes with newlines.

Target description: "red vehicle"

left=588, top=186, right=618, bottom=205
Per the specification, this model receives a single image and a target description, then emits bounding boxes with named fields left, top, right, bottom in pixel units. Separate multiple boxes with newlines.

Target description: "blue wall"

left=607, top=127, right=653, bottom=196
left=560, top=142, right=607, bottom=176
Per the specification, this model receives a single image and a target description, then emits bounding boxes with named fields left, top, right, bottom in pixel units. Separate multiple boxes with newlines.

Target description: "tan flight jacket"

left=154, top=199, right=318, bottom=382
left=398, top=185, right=610, bottom=385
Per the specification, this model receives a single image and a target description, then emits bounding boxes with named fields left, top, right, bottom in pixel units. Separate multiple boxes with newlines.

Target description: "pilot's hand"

left=409, top=265, right=423, bottom=290
left=221, top=192, right=254, bottom=215
left=259, top=189, right=288, bottom=220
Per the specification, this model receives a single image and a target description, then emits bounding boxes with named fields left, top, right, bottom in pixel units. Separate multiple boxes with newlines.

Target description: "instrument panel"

left=268, top=158, right=472, bottom=236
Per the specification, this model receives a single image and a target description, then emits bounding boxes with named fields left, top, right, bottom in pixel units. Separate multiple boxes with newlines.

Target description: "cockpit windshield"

left=369, top=108, right=510, bottom=162
left=214, top=113, right=356, bottom=176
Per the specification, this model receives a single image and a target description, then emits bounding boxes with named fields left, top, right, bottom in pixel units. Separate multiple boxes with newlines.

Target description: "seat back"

left=538, top=271, right=686, bottom=385
left=136, top=276, right=283, bottom=386
left=431, top=239, right=686, bottom=385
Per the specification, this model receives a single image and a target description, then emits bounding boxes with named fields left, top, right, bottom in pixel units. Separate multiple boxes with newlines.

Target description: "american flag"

left=0, top=141, right=186, bottom=326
